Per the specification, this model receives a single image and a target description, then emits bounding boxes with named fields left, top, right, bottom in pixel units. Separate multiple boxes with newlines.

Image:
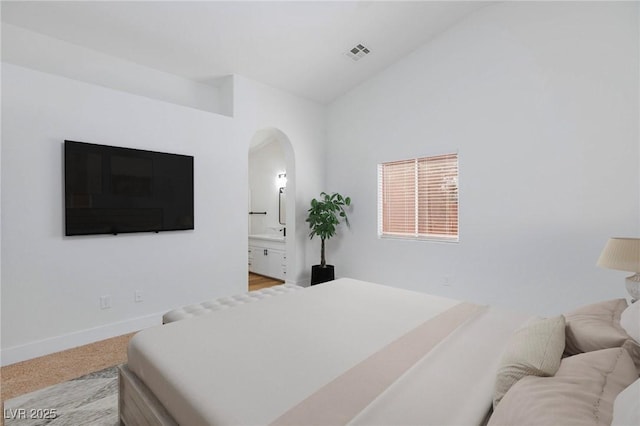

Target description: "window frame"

left=377, top=152, right=459, bottom=243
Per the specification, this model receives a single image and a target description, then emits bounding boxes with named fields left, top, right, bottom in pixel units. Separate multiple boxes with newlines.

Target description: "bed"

left=118, top=278, right=640, bottom=425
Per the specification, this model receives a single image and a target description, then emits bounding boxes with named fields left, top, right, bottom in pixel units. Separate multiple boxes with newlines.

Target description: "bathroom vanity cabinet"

left=248, top=236, right=286, bottom=280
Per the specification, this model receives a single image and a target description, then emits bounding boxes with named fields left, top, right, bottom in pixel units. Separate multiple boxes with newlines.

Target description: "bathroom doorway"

left=248, top=128, right=295, bottom=288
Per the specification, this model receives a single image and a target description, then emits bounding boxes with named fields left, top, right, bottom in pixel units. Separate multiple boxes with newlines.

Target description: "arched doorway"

left=248, top=128, right=296, bottom=287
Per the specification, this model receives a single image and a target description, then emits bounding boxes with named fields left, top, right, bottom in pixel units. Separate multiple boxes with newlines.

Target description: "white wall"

left=233, top=76, right=327, bottom=286
left=1, top=24, right=232, bottom=116
left=1, top=63, right=241, bottom=363
left=326, top=2, right=640, bottom=316
left=249, top=141, right=286, bottom=236
left=1, top=36, right=326, bottom=365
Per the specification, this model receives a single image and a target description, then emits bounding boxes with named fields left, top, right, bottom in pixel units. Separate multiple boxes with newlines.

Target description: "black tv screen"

left=64, top=140, right=194, bottom=236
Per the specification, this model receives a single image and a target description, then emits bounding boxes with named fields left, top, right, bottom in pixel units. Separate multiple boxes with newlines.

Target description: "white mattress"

left=128, top=278, right=529, bottom=425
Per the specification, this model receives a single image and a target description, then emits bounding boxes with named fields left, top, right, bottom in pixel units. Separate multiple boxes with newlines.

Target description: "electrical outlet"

left=100, top=295, right=111, bottom=309
left=134, top=291, right=143, bottom=303
left=443, top=275, right=451, bottom=287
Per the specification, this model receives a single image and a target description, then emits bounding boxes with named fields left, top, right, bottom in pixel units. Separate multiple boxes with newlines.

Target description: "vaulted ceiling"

left=1, top=1, right=490, bottom=103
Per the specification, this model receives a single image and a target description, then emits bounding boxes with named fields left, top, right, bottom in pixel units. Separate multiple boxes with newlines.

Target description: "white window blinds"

left=378, top=153, right=458, bottom=241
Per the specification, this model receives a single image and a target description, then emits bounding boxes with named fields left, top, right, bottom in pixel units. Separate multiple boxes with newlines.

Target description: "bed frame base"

left=118, top=364, right=178, bottom=426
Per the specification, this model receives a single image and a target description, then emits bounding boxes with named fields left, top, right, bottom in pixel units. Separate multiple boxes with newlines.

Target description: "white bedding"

left=128, top=278, right=530, bottom=425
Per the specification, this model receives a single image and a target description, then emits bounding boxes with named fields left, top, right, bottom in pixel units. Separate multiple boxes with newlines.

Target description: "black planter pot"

left=310, top=265, right=335, bottom=285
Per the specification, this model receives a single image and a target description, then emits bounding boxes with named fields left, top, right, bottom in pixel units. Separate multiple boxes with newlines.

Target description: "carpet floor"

left=1, top=333, right=133, bottom=403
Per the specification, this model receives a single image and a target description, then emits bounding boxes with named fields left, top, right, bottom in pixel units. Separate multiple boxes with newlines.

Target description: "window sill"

left=378, top=233, right=459, bottom=243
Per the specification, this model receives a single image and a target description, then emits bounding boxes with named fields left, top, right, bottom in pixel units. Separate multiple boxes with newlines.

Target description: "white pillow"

left=612, top=378, right=640, bottom=426
left=493, top=315, right=566, bottom=407
left=620, top=301, right=640, bottom=343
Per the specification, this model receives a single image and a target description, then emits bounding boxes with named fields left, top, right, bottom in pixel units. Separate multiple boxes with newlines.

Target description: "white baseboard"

left=287, top=278, right=310, bottom=288
left=1, top=313, right=163, bottom=367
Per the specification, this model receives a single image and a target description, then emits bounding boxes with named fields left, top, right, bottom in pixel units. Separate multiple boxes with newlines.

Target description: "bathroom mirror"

left=279, top=187, right=286, bottom=225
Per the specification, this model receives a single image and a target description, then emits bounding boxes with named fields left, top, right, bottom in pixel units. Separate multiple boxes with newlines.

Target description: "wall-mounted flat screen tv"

left=64, top=140, right=194, bottom=236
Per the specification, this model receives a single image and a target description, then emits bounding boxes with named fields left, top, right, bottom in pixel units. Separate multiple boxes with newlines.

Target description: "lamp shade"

left=597, top=238, right=640, bottom=272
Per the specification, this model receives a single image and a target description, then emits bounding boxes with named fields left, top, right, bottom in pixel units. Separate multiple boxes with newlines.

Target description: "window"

left=378, top=153, right=458, bottom=241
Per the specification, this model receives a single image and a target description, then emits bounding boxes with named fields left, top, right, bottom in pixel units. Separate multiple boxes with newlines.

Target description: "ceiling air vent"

left=345, top=44, right=371, bottom=62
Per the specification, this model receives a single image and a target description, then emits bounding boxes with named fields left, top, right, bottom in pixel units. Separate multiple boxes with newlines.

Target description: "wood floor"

left=0, top=273, right=283, bottom=406
left=249, top=272, right=284, bottom=291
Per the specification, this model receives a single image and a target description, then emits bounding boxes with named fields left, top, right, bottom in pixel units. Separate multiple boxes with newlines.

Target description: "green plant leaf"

left=305, top=192, right=353, bottom=263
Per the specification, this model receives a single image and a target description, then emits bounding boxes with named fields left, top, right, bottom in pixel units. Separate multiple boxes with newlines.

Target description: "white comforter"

left=128, top=278, right=529, bottom=425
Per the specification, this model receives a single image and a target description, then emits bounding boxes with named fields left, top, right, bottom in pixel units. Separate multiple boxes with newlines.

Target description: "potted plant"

left=306, top=192, right=352, bottom=285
